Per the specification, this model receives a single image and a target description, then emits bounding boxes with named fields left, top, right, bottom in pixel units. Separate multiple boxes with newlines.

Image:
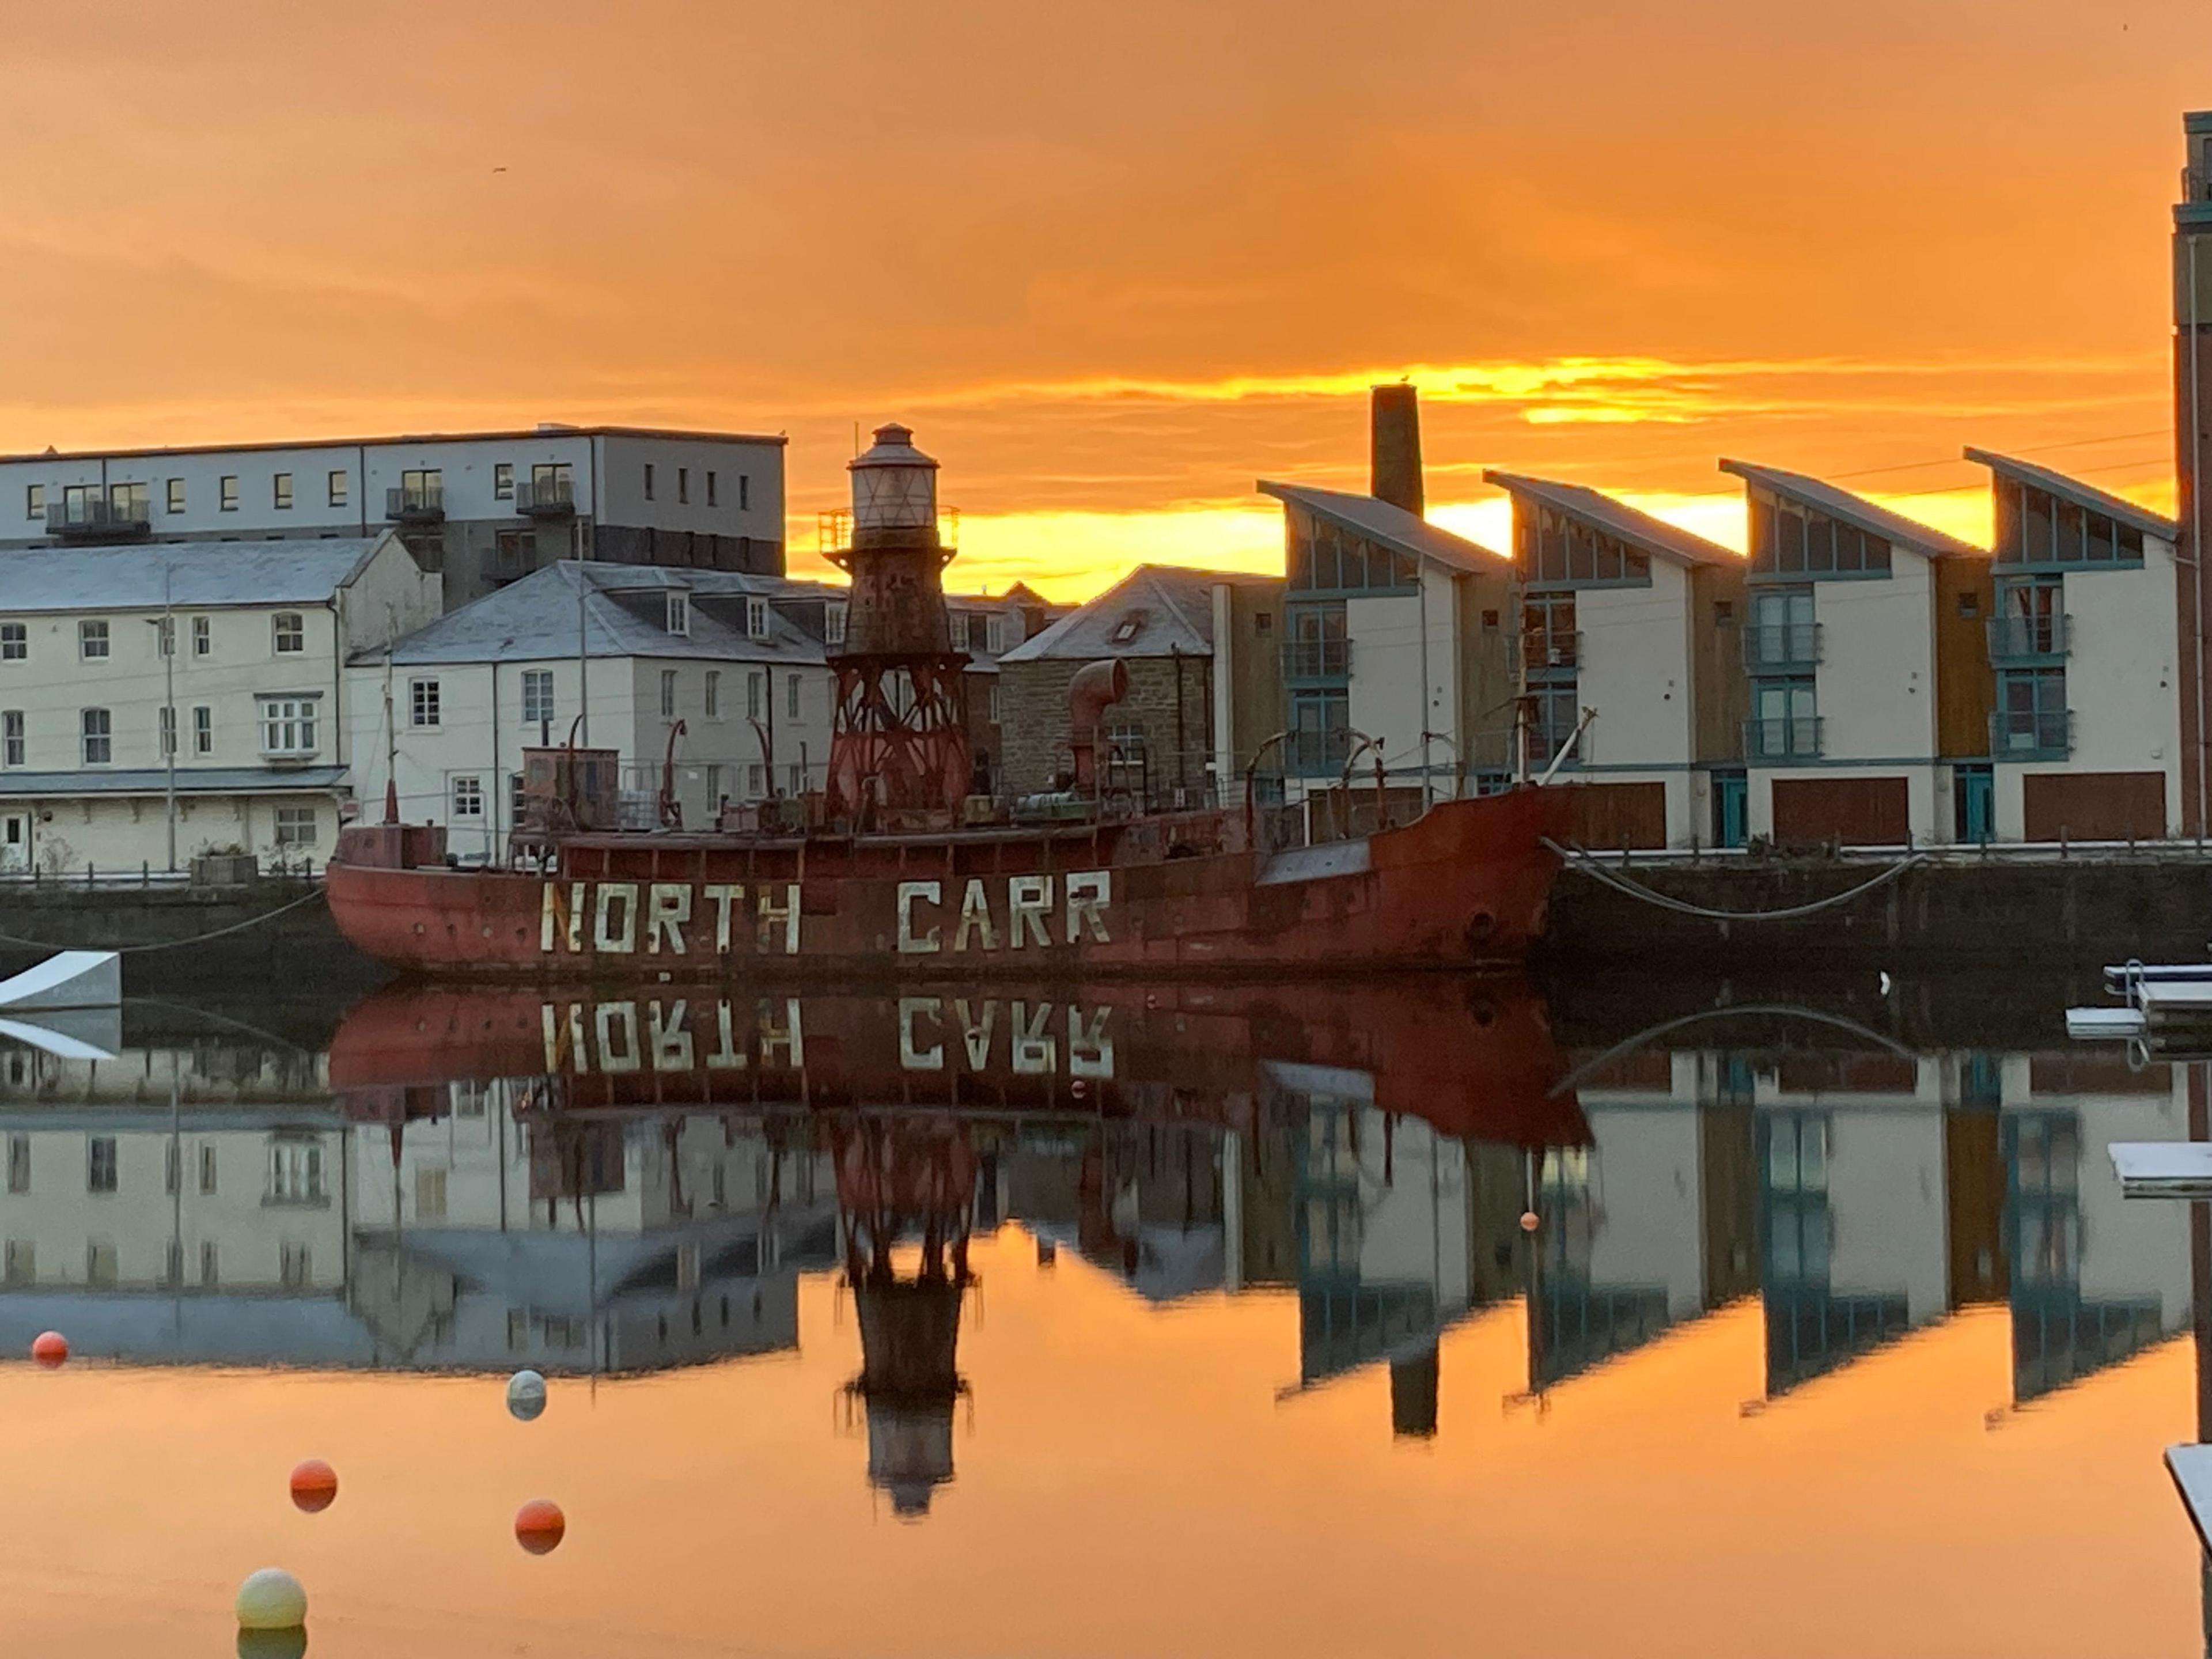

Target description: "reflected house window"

left=200, top=1241, right=218, bottom=1287
left=85, top=1240, right=116, bottom=1287
left=266, top=1139, right=326, bottom=1205
left=415, top=1166, right=448, bottom=1221
left=281, top=1243, right=312, bottom=1289
left=3, top=1240, right=32, bottom=1285
left=86, top=1136, right=117, bottom=1194
left=7, top=1133, right=28, bottom=1193
left=164, top=1240, right=184, bottom=1288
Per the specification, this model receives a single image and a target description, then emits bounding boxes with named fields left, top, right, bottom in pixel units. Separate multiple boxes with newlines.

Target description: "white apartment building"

left=1721, top=461, right=1988, bottom=849
left=1255, top=481, right=1517, bottom=807
left=0, top=425, right=787, bottom=612
left=1486, top=472, right=1747, bottom=850
left=1965, top=450, right=2184, bottom=842
left=346, top=562, right=837, bottom=858
left=0, top=536, right=438, bottom=876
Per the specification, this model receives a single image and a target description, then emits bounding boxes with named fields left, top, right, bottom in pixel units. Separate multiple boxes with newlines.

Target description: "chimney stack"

left=1370, top=384, right=1424, bottom=516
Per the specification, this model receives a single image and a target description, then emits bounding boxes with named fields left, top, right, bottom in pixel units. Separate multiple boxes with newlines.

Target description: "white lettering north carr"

left=542, top=873, right=1113, bottom=957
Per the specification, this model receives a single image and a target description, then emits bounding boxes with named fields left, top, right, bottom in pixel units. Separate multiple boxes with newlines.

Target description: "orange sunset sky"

left=4, top=0, right=2211, bottom=600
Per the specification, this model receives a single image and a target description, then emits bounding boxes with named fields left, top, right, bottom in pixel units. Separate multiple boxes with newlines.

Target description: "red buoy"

left=514, top=1498, right=566, bottom=1555
left=31, top=1331, right=67, bottom=1368
left=289, top=1459, right=338, bottom=1513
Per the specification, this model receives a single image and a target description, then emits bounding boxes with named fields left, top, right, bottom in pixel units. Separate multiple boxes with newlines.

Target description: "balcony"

left=1990, top=708, right=2074, bottom=759
left=1986, top=613, right=2070, bottom=662
left=46, top=495, right=151, bottom=542
left=513, top=476, right=576, bottom=518
left=1282, top=638, right=1352, bottom=679
left=385, top=483, right=445, bottom=524
left=1745, top=715, right=1824, bottom=761
left=1743, top=622, right=1823, bottom=673
left=1521, top=631, right=1582, bottom=676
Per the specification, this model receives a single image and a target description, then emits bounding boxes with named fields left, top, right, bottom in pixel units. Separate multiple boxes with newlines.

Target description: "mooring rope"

left=0, top=885, right=328, bottom=955
left=1549, top=1001, right=1919, bottom=1097
left=1543, top=838, right=1925, bottom=923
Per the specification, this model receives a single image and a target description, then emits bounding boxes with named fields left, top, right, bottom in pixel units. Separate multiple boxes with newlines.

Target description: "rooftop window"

left=1518, top=506, right=1652, bottom=587
left=1994, top=479, right=2147, bottom=567
left=1749, top=488, right=1892, bottom=578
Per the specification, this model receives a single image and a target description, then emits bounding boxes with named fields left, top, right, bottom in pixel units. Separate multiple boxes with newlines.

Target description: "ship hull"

left=325, top=789, right=1564, bottom=982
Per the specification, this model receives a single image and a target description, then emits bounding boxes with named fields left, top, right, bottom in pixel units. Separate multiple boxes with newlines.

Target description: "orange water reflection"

left=0, top=1226, right=2197, bottom=1658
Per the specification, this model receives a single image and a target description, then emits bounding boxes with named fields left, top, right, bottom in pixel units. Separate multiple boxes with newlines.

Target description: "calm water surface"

left=0, top=974, right=2207, bottom=1657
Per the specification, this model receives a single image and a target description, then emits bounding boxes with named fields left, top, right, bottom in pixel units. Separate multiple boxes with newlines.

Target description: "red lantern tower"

left=824, top=424, right=972, bottom=824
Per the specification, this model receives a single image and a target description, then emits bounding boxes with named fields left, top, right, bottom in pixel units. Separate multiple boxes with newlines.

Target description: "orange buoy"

left=31, top=1331, right=67, bottom=1368
left=1518, top=1211, right=1541, bottom=1233
left=289, top=1459, right=338, bottom=1513
left=514, top=1498, right=566, bottom=1555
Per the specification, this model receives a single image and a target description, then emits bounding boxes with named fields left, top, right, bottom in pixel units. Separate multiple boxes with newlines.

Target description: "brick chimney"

left=1370, top=384, right=1423, bottom=516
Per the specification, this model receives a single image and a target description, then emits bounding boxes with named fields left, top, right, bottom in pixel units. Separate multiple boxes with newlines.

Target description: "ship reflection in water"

left=2, top=976, right=2211, bottom=1654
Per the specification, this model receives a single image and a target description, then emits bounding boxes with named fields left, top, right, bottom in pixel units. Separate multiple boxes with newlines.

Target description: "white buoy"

left=507, top=1369, right=547, bottom=1422
left=234, top=1567, right=307, bottom=1630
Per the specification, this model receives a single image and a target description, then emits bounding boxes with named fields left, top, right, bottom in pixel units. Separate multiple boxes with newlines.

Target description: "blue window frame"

left=1283, top=601, right=1349, bottom=680
left=1288, top=689, right=1350, bottom=776
left=1748, top=488, right=1892, bottom=578
left=1993, top=668, right=2069, bottom=758
left=1995, top=480, right=2145, bottom=569
left=1287, top=510, right=1416, bottom=594
left=1517, top=506, right=1650, bottom=588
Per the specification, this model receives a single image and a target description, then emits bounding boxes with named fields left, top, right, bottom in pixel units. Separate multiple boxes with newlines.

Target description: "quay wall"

left=1539, top=853, right=2212, bottom=971
left=0, top=882, right=385, bottom=997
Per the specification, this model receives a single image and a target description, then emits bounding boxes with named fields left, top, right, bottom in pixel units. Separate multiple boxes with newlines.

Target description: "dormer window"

left=665, top=592, right=690, bottom=636
left=1109, top=609, right=1149, bottom=646
left=746, top=597, right=767, bottom=639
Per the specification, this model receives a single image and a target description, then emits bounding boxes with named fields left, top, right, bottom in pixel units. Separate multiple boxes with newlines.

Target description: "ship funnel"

left=1068, top=658, right=1129, bottom=791
left=1370, top=384, right=1423, bottom=516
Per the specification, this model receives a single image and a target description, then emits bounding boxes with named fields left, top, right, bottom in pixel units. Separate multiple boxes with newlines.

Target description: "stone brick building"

left=997, top=565, right=1275, bottom=804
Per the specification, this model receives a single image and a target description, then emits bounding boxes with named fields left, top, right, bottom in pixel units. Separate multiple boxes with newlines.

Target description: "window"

left=643, top=463, right=656, bottom=501
left=825, top=601, right=847, bottom=646
left=1995, top=479, right=2147, bottom=567
left=86, top=1241, right=116, bottom=1286
left=166, top=478, right=185, bottom=514
left=739, top=475, right=750, bottom=512
left=410, top=678, right=441, bottom=728
left=416, top=1166, right=447, bottom=1221
left=272, top=612, right=305, bottom=654
left=510, top=773, right=527, bottom=823
left=1714, top=600, right=1735, bottom=624
left=1289, top=688, right=1350, bottom=774
left=660, top=670, right=677, bottom=718
left=1286, top=602, right=1350, bottom=678
left=1109, top=611, right=1147, bottom=646
left=704, top=671, right=721, bottom=718
left=521, top=668, right=554, bottom=726
left=165, top=1142, right=180, bottom=1195
left=1749, top=678, right=1820, bottom=760
left=1995, top=668, right=2069, bottom=756
left=158, top=705, right=176, bottom=757
left=529, top=462, right=571, bottom=502
left=259, top=697, right=319, bottom=756
left=666, top=591, right=690, bottom=635
left=6, top=1134, right=27, bottom=1192
left=275, top=805, right=316, bottom=846
left=1958, top=592, right=1980, bottom=619
left=745, top=597, right=767, bottom=639
left=199, top=1144, right=218, bottom=1195
left=272, top=472, right=293, bottom=510
left=87, top=1137, right=117, bottom=1194
left=1747, top=586, right=1816, bottom=673
left=281, top=1243, right=313, bottom=1289
left=1747, top=488, right=1893, bottom=578
left=164, top=1240, right=183, bottom=1287
left=787, top=762, right=804, bottom=796
left=78, top=620, right=108, bottom=660
left=2, top=711, right=21, bottom=768
left=707, top=470, right=718, bottom=507
left=1524, top=684, right=1582, bottom=770
left=747, top=671, right=763, bottom=721
left=1992, top=577, right=2066, bottom=659
left=987, top=613, right=1008, bottom=654
left=1514, top=507, right=1653, bottom=588
left=192, top=706, right=211, bottom=755
left=200, top=1241, right=218, bottom=1286
left=678, top=467, right=690, bottom=505
left=747, top=762, right=766, bottom=798
left=1, top=622, right=21, bottom=660
left=988, top=680, right=1002, bottom=724
left=328, top=469, right=348, bottom=508
left=267, top=1141, right=324, bottom=1204
left=219, top=475, right=239, bottom=512
left=1291, top=512, right=1423, bottom=593
left=452, top=775, right=484, bottom=819
left=705, top=764, right=723, bottom=808
left=24, top=484, right=43, bottom=521
left=109, top=481, right=149, bottom=524
left=787, top=671, right=801, bottom=719
left=494, top=463, right=514, bottom=500
left=154, top=616, right=174, bottom=657
left=81, top=707, right=111, bottom=764
left=3, top=1241, right=31, bottom=1285
left=399, top=467, right=442, bottom=510
left=192, top=615, right=210, bottom=656
left=61, top=483, right=96, bottom=524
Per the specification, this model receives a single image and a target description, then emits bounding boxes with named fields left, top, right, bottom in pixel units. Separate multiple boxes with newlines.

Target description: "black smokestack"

left=1370, top=384, right=1424, bottom=516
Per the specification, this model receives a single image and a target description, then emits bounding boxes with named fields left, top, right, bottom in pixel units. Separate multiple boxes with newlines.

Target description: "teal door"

left=1712, top=770, right=1748, bottom=849
left=1956, top=764, right=1995, bottom=843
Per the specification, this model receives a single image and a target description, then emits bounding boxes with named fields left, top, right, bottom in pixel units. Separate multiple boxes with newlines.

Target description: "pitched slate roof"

left=0, top=537, right=393, bottom=612
left=1481, top=472, right=1738, bottom=568
left=1720, top=460, right=1985, bottom=559
left=998, top=565, right=1268, bottom=664
left=1255, top=480, right=1504, bottom=574
left=1963, top=448, right=2180, bottom=541
left=382, top=562, right=827, bottom=666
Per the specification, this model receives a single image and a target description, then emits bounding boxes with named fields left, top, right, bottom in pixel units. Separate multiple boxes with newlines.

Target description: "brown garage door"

left=1771, top=776, right=1910, bottom=847
left=2022, top=771, right=2166, bottom=842
left=1558, top=781, right=1668, bottom=850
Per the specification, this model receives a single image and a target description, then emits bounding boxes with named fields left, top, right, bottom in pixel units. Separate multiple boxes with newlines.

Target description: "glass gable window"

left=1517, top=506, right=1652, bottom=587
left=1287, top=510, right=1418, bottom=594
left=1748, top=489, right=1892, bottom=578
left=1995, top=479, right=2146, bottom=567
